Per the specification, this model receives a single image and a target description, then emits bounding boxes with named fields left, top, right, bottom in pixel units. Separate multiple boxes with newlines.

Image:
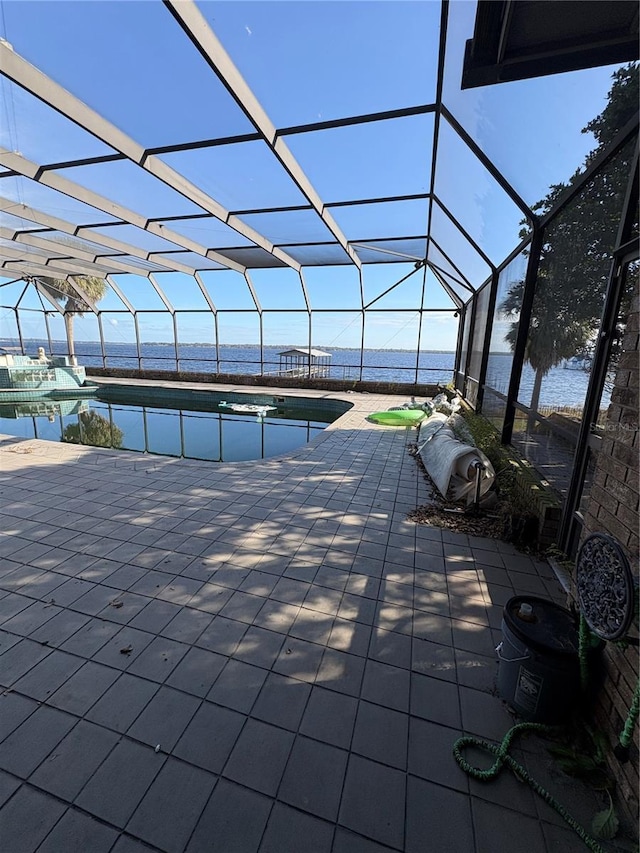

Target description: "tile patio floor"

left=0, top=383, right=629, bottom=852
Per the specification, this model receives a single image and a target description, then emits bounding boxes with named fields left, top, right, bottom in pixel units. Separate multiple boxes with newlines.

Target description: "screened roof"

left=0, top=0, right=632, bottom=311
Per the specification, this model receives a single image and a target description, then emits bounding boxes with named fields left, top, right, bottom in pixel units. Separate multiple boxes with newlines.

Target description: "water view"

left=1, top=340, right=598, bottom=410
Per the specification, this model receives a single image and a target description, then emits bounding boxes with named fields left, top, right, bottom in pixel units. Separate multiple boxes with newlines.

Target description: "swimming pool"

left=0, top=386, right=351, bottom=462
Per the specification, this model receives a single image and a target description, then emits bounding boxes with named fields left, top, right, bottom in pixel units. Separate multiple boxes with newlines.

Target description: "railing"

left=261, top=366, right=333, bottom=379
left=2, top=342, right=455, bottom=385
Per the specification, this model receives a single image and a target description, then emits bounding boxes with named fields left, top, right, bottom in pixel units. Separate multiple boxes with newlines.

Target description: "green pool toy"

left=368, top=409, right=426, bottom=426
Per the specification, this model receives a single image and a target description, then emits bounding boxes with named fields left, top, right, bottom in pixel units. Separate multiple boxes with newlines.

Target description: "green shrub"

left=459, top=408, right=545, bottom=548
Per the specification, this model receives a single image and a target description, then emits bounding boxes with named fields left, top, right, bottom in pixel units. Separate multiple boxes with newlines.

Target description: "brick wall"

left=582, top=277, right=639, bottom=825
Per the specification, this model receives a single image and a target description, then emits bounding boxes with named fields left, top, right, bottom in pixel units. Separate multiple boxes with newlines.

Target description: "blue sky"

left=0, top=1, right=626, bottom=351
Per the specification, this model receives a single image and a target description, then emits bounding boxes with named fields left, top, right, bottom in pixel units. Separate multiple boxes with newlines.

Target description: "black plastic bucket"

left=497, top=596, right=580, bottom=723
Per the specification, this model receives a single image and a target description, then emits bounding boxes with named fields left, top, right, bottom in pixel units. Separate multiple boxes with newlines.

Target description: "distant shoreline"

left=2, top=339, right=457, bottom=355
left=1, top=338, right=525, bottom=357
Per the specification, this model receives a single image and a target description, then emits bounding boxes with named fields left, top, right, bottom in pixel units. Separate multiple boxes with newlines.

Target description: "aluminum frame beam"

left=3, top=257, right=104, bottom=280
left=28, top=274, right=103, bottom=317
left=431, top=195, right=496, bottom=273
left=363, top=264, right=426, bottom=310
left=0, top=149, right=248, bottom=273
left=30, top=279, right=64, bottom=313
left=0, top=240, right=66, bottom=265
left=558, top=142, right=640, bottom=550
left=163, top=0, right=361, bottom=271
left=425, top=0, right=450, bottom=289
left=429, top=265, right=465, bottom=310
left=440, top=105, right=536, bottom=224
left=58, top=276, right=102, bottom=314
left=1, top=228, right=169, bottom=278
left=350, top=242, right=425, bottom=263
left=0, top=40, right=301, bottom=272
left=0, top=243, right=108, bottom=276
left=428, top=238, right=475, bottom=292
left=104, top=275, right=136, bottom=315
left=0, top=198, right=198, bottom=275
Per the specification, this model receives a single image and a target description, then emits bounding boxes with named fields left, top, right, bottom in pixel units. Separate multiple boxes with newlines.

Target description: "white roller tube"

left=417, top=418, right=495, bottom=505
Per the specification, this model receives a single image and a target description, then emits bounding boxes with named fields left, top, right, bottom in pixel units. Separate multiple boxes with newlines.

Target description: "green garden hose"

left=579, top=614, right=591, bottom=693
left=453, top=614, right=639, bottom=852
left=579, top=615, right=639, bottom=763
left=453, top=723, right=607, bottom=853
left=614, top=678, right=640, bottom=762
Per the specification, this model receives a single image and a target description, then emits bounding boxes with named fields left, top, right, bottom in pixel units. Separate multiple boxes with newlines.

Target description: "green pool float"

left=368, top=409, right=426, bottom=426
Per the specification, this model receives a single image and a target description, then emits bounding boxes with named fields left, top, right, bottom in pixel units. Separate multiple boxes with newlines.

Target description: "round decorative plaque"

left=576, top=533, right=636, bottom=641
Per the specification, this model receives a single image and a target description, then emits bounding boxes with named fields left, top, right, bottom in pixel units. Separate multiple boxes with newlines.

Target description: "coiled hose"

left=453, top=722, right=607, bottom=853
left=453, top=615, right=639, bottom=852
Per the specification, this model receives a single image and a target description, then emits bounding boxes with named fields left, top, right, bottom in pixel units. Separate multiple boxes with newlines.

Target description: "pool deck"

left=0, top=381, right=631, bottom=852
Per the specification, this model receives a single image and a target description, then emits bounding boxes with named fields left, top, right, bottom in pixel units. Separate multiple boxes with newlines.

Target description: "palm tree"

left=499, top=63, right=638, bottom=431
left=37, top=276, right=107, bottom=362
left=501, top=275, right=595, bottom=430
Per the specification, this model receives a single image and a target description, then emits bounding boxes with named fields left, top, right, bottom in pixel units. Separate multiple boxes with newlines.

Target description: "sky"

left=0, top=0, right=628, bottom=351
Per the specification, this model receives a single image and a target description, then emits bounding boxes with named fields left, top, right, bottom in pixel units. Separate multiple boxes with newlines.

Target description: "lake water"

left=1, top=339, right=597, bottom=409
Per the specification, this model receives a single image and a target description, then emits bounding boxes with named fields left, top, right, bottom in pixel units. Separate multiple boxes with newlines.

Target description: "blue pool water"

left=0, top=387, right=350, bottom=463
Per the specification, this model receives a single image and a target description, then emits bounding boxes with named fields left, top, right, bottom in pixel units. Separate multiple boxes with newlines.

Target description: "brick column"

left=582, top=275, right=639, bottom=825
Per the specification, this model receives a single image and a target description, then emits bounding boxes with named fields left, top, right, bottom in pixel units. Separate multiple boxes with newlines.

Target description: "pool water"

left=0, top=387, right=350, bottom=462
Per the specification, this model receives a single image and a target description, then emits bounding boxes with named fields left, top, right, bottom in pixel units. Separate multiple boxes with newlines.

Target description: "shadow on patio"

left=0, top=430, right=634, bottom=852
